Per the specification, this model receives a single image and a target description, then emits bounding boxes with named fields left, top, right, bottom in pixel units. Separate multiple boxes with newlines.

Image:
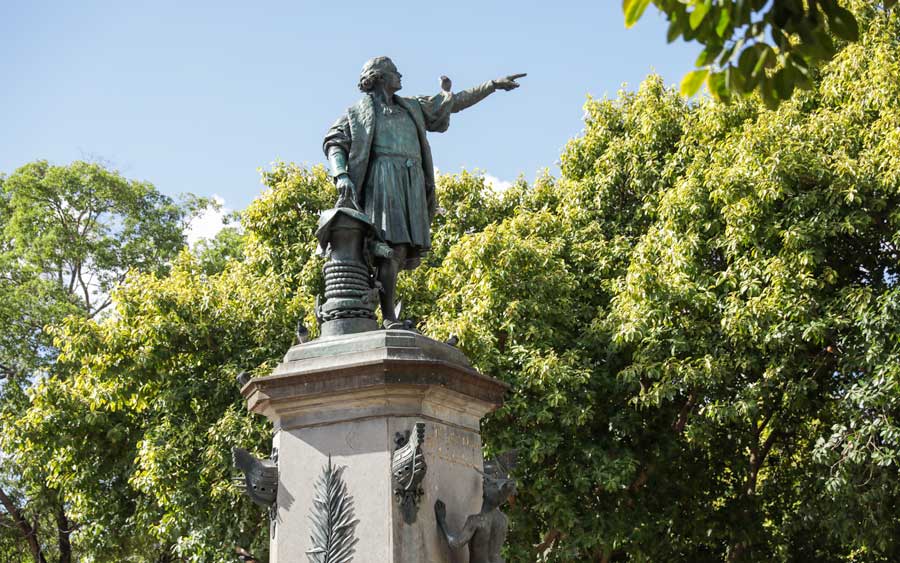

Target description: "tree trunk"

left=55, top=506, right=72, bottom=563
left=728, top=414, right=779, bottom=561
left=0, top=486, right=47, bottom=563
left=727, top=541, right=748, bottom=562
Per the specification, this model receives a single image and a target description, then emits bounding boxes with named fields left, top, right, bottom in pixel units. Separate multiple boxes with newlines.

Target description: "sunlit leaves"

left=624, top=0, right=878, bottom=106
left=681, top=68, right=709, bottom=96
left=623, top=0, right=652, bottom=28
left=0, top=161, right=207, bottom=561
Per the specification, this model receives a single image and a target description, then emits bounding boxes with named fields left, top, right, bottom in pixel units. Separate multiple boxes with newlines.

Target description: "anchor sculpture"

left=314, top=206, right=391, bottom=338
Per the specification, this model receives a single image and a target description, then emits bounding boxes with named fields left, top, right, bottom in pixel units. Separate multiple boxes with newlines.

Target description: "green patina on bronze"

left=323, top=56, right=525, bottom=329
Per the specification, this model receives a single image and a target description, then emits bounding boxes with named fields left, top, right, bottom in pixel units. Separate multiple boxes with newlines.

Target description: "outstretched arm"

left=434, top=500, right=477, bottom=550
left=448, top=73, right=526, bottom=114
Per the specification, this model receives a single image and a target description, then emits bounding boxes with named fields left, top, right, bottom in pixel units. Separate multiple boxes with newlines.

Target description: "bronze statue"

left=323, top=56, right=525, bottom=328
left=434, top=452, right=517, bottom=563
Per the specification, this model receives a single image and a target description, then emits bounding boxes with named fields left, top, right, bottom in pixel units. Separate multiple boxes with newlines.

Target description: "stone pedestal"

left=242, top=329, right=508, bottom=563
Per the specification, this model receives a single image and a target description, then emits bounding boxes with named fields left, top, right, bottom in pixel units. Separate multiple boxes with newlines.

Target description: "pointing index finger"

left=507, top=73, right=527, bottom=80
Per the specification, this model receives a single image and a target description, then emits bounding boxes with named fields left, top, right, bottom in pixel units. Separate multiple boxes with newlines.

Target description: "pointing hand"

left=440, top=75, right=452, bottom=93
left=492, top=73, right=526, bottom=91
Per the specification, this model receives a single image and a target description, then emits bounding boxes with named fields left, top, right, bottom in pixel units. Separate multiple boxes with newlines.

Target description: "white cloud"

left=185, top=195, right=232, bottom=247
left=434, top=167, right=514, bottom=193
left=482, top=174, right=513, bottom=192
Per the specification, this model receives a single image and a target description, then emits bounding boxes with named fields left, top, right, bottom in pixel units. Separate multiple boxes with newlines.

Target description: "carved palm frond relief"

left=307, top=456, right=359, bottom=563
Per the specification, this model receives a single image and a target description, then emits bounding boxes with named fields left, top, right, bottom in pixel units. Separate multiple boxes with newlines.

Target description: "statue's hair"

left=358, top=56, right=395, bottom=93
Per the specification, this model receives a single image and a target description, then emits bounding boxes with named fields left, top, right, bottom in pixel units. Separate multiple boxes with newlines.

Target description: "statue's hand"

left=493, top=73, right=526, bottom=91
left=434, top=499, right=447, bottom=522
left=335, top=174, right=360, bottom=211
left=440, top=75, right=452, bottom=93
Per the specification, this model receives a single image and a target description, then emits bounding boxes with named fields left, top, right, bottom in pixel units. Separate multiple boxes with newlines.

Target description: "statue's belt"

left=371, top=152, right=421, bottom=168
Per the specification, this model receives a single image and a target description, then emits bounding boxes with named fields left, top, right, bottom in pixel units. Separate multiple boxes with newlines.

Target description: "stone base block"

left=242, top=330, right=508, bottom=563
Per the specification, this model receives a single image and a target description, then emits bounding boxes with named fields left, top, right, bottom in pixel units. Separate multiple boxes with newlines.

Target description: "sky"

left=1, top=1, right=697, bottom=241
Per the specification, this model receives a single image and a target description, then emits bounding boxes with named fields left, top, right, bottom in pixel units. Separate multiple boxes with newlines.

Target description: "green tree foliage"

left=454, top=2, right=894, bottom=559
left=4, top=164, right=334, bottom=562
left=624, top=0, right=893, bottom=107
left=0, top=160, right=206, bottom=563
left=10, top=2, right=900, bottom=561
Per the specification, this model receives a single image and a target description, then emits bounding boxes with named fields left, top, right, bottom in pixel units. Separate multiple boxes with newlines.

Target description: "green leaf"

left=695, top=44, right=723, bottom=67
left=706, top=70, right=730, bottom=102
left=716, top=8, right=731, bottom=37
left=752, top=44, right=774, bottom=77
left=680, top=69, right=709, bottom=96
left=735, top=0, right=751, bottom=24
left=666, top=18, right=684, bottom=43
left=724, top=64, right=745, bottom=94
left=760, top=77, right=780, bottom=109
left=772, top=67, right=795, bottom=100
left=623, top=0, right=652, bottom=28
left=787, top=53, right=814, bottom=90
left=826, top=5, right=859, bottom=41
left=689, top=1, right=711, bottom=29
left=737, top=45, right=759, bottom=79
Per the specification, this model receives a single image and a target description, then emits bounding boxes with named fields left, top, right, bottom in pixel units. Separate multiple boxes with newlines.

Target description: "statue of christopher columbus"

left=323, top=56, right=524, bottom=329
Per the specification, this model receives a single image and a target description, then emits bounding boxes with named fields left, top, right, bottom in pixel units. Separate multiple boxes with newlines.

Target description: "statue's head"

left=481, top=473, right=516, bottom=509
left=358, top=56, right=401, bottom=93
left=479, top=451, right=518, bottom=509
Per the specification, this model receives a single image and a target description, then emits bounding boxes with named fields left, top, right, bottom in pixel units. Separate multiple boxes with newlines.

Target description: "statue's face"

left=482, top=476, right=516, bottom=507
left=383, top=65, right=402, bottom=91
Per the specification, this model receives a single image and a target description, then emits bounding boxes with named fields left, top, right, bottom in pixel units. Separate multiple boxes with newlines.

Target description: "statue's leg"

left=378, top=244, right=408, bottom=327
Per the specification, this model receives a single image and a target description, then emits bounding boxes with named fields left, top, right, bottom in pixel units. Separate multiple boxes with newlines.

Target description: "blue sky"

left=2, top=1, right=696, bottom=235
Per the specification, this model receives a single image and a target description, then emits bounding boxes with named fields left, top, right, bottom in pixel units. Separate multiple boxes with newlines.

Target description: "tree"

left=623, top=0, right=892, bottom=107
left=5, top=164, right=333, bottom=562
left=419, top=2, right=898, bottom=560
left=0, top=160, right=205, bottom=562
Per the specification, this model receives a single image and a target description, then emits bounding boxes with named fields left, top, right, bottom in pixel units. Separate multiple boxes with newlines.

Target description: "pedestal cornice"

left=241, top=329, right=508, bottom=430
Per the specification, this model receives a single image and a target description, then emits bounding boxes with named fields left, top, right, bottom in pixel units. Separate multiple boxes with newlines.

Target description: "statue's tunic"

left=366, top=100, right=428, bottom=254
left=323, top=82, right=496, bottom=269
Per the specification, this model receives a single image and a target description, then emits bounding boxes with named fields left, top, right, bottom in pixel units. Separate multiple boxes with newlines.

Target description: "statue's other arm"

left=323, top=115, right=351, bottom=178
left=323, top=115, right=359, bottom=209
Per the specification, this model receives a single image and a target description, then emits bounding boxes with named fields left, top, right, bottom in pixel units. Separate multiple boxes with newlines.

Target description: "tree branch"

left=55, top=505, right=72, bottom=563
left=76, top=262, right=93, bottom=313
left=535, top=528, right=561, bottom=555
left=87, top=297, right=113, bottom=319
left=672, top=392, right=696, bottom=434
left=0, top=487, right=47, bottom=563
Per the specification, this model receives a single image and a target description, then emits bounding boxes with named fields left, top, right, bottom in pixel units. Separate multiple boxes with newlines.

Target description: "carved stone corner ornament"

left=307, top=456, right=359, bottom=563
left=233, top=446, right=279, bottom=537
left=232, top=447, right=278, bottom=507
left=391, top=422, right=427, bottom=524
